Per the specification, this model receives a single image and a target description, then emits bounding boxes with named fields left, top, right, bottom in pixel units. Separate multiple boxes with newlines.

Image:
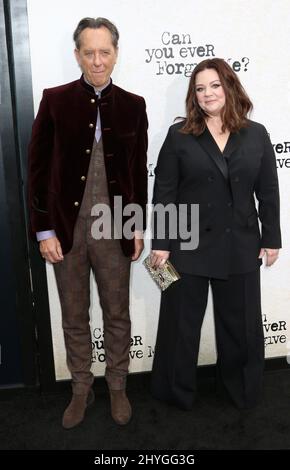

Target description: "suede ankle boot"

left=109, top=389, right=132, bottom=425
left=62, top=388, right=94, bottom=429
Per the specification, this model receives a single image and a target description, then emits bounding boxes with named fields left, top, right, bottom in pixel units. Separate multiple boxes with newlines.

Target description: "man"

left=28, top=17, right=148, bottom=429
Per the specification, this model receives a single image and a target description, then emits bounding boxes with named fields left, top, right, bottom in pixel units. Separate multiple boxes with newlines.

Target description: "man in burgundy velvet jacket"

left=28, top=17, right=148, bottom=429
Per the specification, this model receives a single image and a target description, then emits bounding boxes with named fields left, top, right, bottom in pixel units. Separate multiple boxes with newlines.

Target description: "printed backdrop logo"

left=91, top=328, right=154, bottom=364
left=273, top=140, right=290, bottom=169
left=145, top=32, right=251, bottom=77
left=263, top=314, right=287, bottom=348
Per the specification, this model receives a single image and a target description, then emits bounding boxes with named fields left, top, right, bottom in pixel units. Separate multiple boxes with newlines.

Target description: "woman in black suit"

left=150, top=58, right=281, bottom=410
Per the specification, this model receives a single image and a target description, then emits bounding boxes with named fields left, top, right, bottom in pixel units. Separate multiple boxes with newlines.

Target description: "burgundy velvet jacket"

left=28, top=75, right=148, bottom=256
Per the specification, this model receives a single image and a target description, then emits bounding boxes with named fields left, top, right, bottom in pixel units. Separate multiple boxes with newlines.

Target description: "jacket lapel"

left=196, top=127, right=229, bottom=179
left=223, top=131, right=241, bottom=162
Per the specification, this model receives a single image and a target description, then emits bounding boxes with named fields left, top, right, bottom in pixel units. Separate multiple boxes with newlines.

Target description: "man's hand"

left=131, top=231, right=144, bottom=261
left=259, top=248, right=279, bottom=267
left=39, top=236, right=64, bottom=263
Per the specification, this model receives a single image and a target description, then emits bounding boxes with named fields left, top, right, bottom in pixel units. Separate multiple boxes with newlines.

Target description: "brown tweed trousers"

left=54, top=138, right=131, bottom=394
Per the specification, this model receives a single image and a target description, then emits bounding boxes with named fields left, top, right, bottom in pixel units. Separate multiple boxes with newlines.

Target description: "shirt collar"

left=83, top=75, right=111, bottom=97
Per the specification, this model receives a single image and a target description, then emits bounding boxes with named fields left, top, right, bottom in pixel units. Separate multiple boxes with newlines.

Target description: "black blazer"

left=152, top=120, right=281, bottom=279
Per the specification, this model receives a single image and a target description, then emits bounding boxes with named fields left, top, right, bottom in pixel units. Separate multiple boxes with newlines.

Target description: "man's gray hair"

left=73, top=17, right=119, bottom=49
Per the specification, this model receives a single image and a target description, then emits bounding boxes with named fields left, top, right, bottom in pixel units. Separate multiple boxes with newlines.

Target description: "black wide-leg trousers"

left=151, top=269, right=264, bottom=409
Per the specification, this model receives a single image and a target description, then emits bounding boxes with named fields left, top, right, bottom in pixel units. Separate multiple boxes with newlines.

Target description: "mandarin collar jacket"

left=28, top=75, right=148, bottom=256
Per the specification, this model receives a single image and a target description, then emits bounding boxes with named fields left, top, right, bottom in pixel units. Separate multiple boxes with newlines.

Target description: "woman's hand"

left=259, top=248, right=279, bottom=266
left=150, top=250, right=170, bottom=269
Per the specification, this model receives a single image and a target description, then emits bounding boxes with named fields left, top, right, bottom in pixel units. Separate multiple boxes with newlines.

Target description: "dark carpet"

left=1, top=369, right=290, bottom=450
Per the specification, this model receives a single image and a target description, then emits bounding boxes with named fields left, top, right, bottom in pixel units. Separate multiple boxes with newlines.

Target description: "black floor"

left=1, top=369, right=290, bottom=451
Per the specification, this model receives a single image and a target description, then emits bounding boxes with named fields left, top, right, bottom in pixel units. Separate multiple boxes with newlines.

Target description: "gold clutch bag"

left=143, top=254, right=181, bottom=291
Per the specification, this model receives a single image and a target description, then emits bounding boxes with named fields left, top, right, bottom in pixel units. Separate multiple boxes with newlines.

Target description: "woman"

left=150, top=58, right=281, bottom=410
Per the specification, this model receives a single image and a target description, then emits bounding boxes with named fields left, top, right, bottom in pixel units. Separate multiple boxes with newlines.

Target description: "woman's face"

left=195, top=68, right=226, bottom=117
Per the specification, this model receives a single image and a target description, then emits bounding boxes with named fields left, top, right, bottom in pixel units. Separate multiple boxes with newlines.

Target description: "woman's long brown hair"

left=180, top=58, right=253, bottom=135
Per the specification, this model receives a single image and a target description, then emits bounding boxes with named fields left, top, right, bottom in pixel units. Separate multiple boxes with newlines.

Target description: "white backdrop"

left=27, top=0, right=290, bottom=380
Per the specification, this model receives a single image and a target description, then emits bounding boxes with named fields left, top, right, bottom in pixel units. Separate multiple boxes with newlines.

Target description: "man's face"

left=74, top=27, right=118, bottom=88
